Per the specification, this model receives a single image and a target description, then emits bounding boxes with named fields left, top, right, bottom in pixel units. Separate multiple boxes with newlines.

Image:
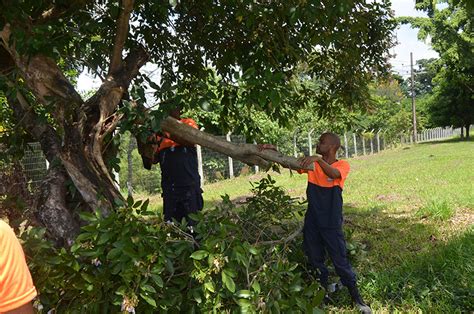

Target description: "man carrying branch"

left=262, top=133, right=371, bottom=313
left=298, top=133, right=371, bottom=313
left=141, top=107, right=203, bottom=226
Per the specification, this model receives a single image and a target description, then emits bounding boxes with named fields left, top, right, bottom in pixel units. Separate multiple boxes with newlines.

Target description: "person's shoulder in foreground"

left=0, top=220, right=37, bottom=314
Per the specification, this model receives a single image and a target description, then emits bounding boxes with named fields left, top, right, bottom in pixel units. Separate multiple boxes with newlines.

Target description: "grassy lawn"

left=139, top=139, right=474, bottom=312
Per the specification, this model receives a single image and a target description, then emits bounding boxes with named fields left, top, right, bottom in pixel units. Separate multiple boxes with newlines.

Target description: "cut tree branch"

left=109, top=0, right=135, bottom=74
left=160, top=117, right=315, bottom=171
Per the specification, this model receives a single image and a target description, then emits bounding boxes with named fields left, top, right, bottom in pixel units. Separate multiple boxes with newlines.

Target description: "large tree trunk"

left=1, top=9, right=148, bottom=244
left=466, top=124, right=470, bottom=140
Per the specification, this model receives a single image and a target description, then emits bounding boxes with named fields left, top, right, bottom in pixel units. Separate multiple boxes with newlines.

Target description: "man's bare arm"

left=5, top=302, right=34, bottom=314
left=298, top=156, right=340, bottom=179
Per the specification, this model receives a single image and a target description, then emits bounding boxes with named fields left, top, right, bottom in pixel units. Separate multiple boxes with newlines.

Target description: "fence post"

left=362, top=133, right=366, bottom=155
left=370, top=130, right=374, bottom=154
left=308, top=128, right=315, bottom=156
left=253, top=140, right=259, bottom=174
left=353, top=133, right=357, bottom=156
left=226, top=132, right=234, bottom=178
left=382, top=131, right=386, bottom=150
left=376, top=130, right=381, bottom=153
left=196, top=144, right=204, bottom=186
left=344, top=132, right=349, bottom=158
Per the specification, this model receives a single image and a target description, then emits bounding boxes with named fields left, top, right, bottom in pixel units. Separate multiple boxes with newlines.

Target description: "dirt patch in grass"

left=449, top=208, right=474, bottom=228
left=375, top=193, right=403, bottom=202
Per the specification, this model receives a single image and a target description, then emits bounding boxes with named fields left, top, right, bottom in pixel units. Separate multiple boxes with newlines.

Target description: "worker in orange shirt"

left=144, top=106, right=203, bottom=226
left=298, top=132, right=371, bottom=313
left=0, top=220, right=37, bottom=314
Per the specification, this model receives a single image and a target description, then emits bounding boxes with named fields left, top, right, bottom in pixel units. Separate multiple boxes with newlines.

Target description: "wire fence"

left=7, top=125, right=470, bottom=196
left=21, top=142, right=48, bottom=190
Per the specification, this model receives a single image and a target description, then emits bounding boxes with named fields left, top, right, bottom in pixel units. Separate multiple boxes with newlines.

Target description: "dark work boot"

left=348, top=285, right=372, bottom=314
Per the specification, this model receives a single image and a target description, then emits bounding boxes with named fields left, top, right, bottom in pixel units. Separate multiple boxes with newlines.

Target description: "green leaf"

left=133, top=200, right=143, bottom=208
left=148, top=81, right=160, bottom=90
left=204, top=281, right=215, bottom=292
left=141, top=199, right=150, bottom=211
left=251, top=281, right=261, bottom=294
left=192, top=289, right=202, bottom=304
left=190, top=250, right=209, bottom=260
left=97, top=232, right=112, bottom=245
left=115, top=285, right=127, bottom=296
left=150, top=274, right=164, bottom=288
left=237, top=298, right=251, bottom=308
left=79, top=212, right=96, bottom=222
left=106, top=248, right=122, bottom=260
left=236, top=289, right=251, bottom=299
left=222, top=270, right=236, bottom=293
left=127, top=195, right=134, bottom=207
left=290, top=283, right=302, bottom=292
left=81, top=273, right=95, bottom=283
left=312, top=288, right=326, bottom=307
left=248, top=246, right=258, bottom=255
left=140, top=293, right=157, bottom=307
left=70, top=243, right=81, bottom=253
left=90, top=35, right=101, bottom=41
left=141, top=284, right=156, bottom=293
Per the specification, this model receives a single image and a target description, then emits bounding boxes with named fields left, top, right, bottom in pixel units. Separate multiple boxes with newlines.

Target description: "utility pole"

left=410, top=52, right=417, bottom=143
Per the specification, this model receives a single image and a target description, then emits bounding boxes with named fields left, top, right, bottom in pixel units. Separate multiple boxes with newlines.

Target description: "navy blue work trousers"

left=162, top=185, right=203, bottom=225
left=303, top=218, right=357, bottom=288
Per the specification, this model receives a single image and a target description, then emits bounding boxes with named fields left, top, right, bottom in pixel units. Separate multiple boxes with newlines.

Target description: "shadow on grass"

left=417, top=136, right=474, bottom=146
left=335, top=205, right=474, bottom=312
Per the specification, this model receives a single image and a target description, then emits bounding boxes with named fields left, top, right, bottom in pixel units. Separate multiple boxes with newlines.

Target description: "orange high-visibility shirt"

left=0, top=220, right=37, bottom=313
left=299, top=160, right=350, bottom=189
left=155, top=118, right=198, bottom=152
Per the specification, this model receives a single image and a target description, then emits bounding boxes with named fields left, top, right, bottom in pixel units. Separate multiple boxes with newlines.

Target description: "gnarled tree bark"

left=0, top=2, right=148, bottom=244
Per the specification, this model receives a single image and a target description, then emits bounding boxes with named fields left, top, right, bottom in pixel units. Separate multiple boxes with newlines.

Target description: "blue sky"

left=77, top=0, right=437, bottom=91
left=390, top=0, right=439, bottom=76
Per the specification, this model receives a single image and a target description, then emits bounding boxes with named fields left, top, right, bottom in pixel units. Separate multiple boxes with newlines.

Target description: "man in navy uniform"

left=143, top=107, right=203, bottom=225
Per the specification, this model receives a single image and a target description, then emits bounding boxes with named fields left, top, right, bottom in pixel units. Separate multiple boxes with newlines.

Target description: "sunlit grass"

left=136, top=139, right=474, bottom=312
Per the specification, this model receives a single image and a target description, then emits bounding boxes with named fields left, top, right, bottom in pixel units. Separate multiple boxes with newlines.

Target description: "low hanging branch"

left=160, top=117, right=316, bottom=171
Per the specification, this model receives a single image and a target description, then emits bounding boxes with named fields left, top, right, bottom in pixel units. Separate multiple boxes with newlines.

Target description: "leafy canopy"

left=1, top=0, right=396, bottom=133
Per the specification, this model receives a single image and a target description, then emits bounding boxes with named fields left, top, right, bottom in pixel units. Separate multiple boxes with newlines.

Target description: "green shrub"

left=20, top=176, right=326, bottom=313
